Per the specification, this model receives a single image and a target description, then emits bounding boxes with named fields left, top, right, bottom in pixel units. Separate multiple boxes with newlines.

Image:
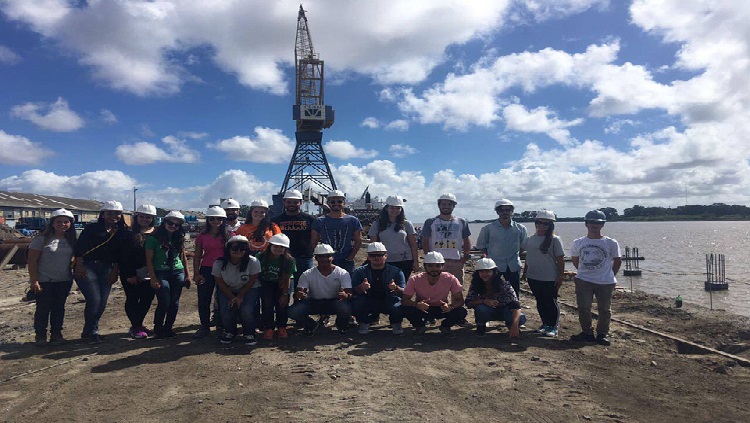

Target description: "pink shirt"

left=403, top=272, right=462, bottom=306
left=195, top=233, right=225, bottom=267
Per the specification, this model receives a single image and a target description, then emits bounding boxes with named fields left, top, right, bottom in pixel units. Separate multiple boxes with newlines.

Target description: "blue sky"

left=2, top=0, right=750, bottom=222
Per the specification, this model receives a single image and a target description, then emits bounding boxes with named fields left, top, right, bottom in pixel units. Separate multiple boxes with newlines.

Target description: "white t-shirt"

left=211, top=257, right=261, bottom=291
left=570, top=236, right=620, bottom=284
left=298, top=266, right=352, bottom=299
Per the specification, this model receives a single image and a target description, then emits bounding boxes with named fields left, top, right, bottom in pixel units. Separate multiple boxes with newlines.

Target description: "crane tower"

left=273, top=5, right=336, bottom=213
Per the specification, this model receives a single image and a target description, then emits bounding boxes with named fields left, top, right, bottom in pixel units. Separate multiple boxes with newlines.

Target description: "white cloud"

left=385, top=119, right=409, bottom=131
left=116, top=135, right=200, bottom=165
left=177, top=131, right=208, bottom=139
left=10, top=97, right=85, bottom=132
left=361, top=117, right=380, bottom=129
left=100, top=109, right=117, bottom=124
left=0, top=130, right=53, bottom=165
left=389, top=144, right=419, bottom=158
left=0, top=169, right=137, bottom=204
left=324, top=140, right=378, bottom=160
left=508, top=0, right=610, bottom=23
left=502, top=104, right=583, bottom=146
left=0, top=44, right=21, bottom=64
left=604, top=118, right=637, bottom=134
left=207, top=127, right=294, bottom=163
left=193, top=169, right=279, bottom=208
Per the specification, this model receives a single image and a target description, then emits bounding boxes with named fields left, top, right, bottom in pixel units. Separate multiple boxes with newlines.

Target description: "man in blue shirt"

left=350, top=242, right=405, bottom=335
left=312, top=190, right=363, bottom=273
left=476, top=199, right=527, bottom=297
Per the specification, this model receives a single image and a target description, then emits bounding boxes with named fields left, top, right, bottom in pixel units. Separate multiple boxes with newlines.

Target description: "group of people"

left=28, top=190, right=621, bottom=348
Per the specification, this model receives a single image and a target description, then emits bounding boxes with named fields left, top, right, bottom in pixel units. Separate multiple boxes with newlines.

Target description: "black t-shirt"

left=369, top=267, right=387, bottom=297
left=271, top=212, right=315, bottom=258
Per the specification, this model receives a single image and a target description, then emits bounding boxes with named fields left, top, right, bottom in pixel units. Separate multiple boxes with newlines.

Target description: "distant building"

left=0, top=190, right=103, bottom=228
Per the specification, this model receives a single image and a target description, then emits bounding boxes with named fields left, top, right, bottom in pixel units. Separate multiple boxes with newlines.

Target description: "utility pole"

left=133, top=187, right=138, bottom=211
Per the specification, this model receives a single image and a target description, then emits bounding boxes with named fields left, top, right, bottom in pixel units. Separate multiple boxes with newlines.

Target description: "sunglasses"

left=316, top=254, right=334, bottom=259
left=208, top=217, right=225, bottom=222
left=368, top=253, right=386, bottom=258
left=230, top=245, right=248, bottom=252
left=104, top=211, right=122, bottom=215
left=165, top=220, right=181, bottom=227
left=497, top=208, right=513, bottom=213
left=534, top=220, right=551, bottom=226
left=586, top=221, right=604, bottom=225
left=328, top=199, right=344, bottom=204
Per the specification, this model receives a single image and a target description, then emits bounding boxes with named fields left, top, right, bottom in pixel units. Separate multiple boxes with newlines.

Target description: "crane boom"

left=293, top=5, right=334, bottom=131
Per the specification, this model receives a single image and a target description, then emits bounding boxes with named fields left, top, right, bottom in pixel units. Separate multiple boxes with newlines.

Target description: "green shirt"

left=256, top=252, right=296, bottom=287
left=145, top=235, right=184, bottom=271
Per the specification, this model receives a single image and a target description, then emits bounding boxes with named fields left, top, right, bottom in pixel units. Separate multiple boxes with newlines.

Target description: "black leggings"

left=527, top=278, right=560, bottom=328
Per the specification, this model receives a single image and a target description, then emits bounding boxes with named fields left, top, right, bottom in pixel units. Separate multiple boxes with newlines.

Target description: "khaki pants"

left=443, top=259, right=465, bottom=284
left=574, top=278, right=615, bottom=336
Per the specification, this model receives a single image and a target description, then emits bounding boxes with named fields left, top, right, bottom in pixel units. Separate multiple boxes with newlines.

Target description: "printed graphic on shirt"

left=278, top=220, right=309, bottom=231
left=432, top=221, right=461, bottom=250
left=579, top=244, right=609, bottom=271
left=322, top=223, right=351, bottom=254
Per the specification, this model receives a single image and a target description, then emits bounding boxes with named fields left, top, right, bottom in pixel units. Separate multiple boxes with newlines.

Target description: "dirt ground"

left=1, top=243, right=749, bottom=423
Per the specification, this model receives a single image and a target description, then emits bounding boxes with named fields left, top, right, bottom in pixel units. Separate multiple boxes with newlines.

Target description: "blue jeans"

left=34, top=280, right=73, bottom=336
left=500, top=267, right=521, bottom=298
left=288, top=298, right=352, bottom=330
left=76, top=261, right=114, bottom=335
left=153, top=269, right=185, bottom=332
left=218, top=288, right=261, bottom=335
left=351, top=295, right=402, bottom=324
left=197, top=266, right=217, bottom=329
left=473, top=304, right=526, bottom=328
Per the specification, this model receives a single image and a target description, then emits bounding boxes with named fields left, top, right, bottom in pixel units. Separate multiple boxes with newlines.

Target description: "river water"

left=467, top=221, right=750, bottom=317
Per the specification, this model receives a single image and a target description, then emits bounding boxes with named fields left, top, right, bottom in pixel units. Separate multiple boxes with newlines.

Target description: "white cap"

left=269, top=233, right=291, bottom=248
left=283, top=189, right=303, bottom=200
left=100, top=200, right=123, bottom=211
left=424, top=251, right=445, bottom=264
left=535, top=209, right=556, bottom=221
left=385, top=195, right=404, bottom=207
left=220, top=198, right=240, bottom=209
left=495, top=199, right=514, bottom=209
left=164, top=211, right=185, bottom=223
left=250, top=199, right=269, bottom=209
left=437, top=193, right=457, bottom=204
left=135, top=204, right=157, bottom=216
left=50, top=208, right=74, bottom=219
left=226, top=235, right=250, bottom=246
left=313, top=243, right=335, bottom=255
left=366, top=242, right=388, bottom=253
left=475, top=258, right=497, bottom=271
left=205, top=206, right=227, bottom=218
left=328, top=190, right=346, bottom=199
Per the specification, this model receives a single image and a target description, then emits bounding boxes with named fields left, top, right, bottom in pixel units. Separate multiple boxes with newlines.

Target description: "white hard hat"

left=135, top=204, right=157, bottom=216
left=424, top=251, right=445, bottom=264
left=328, top=190, right=346, bottom=199
left=495, top=199, right=514, bottom=209
left=226, top=235, right=250, bottom=246
left=367, top=242, right=388, bottom=253
left=220, top=198, right=240, bottom=209
left=535, top=209, right=556, bottom=221
left=250, top=199, right=269, bottom=209
left=437, top=193, right=457, bottom=204
left=205, top=206, right=227, bottom=218
left=313, top=243, right=335, bottom=255
left=164, top=210, right=185, bottom=223
left=475, top=258, right=497, bottom=271
left=50, top=208, right=74, bottom=220
left=100, top=200, right=123, bottom=211
left=283, top=189, right=303, bottom=200
left=385, top=195, right=404, bottom=207
left=269, top=233, right=291, bottom=248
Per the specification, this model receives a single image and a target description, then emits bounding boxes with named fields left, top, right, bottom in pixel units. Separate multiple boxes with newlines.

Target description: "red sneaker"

left=262, top=329, right=274, bottom=340
left=276, top=327, right=288, bottom=339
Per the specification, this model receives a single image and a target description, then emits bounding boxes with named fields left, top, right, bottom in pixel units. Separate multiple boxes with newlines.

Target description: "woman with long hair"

left=146, top=211, right=191, bottom=338
left=28, top=209, right=77, bottom=346
left=192, top=206, right=228, bottom=338
left=119, top=204, right=158, bottom=339
left=256, top=234, right=296, bottom=340
left=521, top=209, right=565, bottom=337
left=236, top=199, right=280, bottom=253
left=367, top=196, right=419, bottom=279
left=466, top=258, right=526, bottom=339
left=213, top=236, right=261, bottom=346
left=73, top=200, right=129, bottom=343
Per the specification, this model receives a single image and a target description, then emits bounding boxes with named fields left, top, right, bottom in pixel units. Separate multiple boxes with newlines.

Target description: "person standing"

left=368, top=195, right=420, bottom=280
left=220, top=198, right=242, bottom=234
left=466, top=258, right=526, bottom=339
left=421, top=193, right=471, bottom=282
left=476, top=199, right=527, bottom=297
left=192, top=206, right=228, bottom=338
left=119, top=204, right=158, bottom=339
left=522, top=209, right=565, bottom=337
left=74, top=200, right=128, bottom=343
left=28, top=209, right=77, bottom=346
left=312, top=190, right=363, bottom=274
left=146, top=211, right=191, bottom=338
left=237, top=199, right=281, bottom=253
left=270, top=189, right=316, bottom=290
left=256, top=234, right=296, bottom=340
left=350, top=242, right=405, bottom=335
left=570, top=210, right=621, bottom=346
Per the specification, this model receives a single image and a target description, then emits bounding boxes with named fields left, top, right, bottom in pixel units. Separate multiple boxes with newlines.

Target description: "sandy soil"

left=1, top=243, right=749, bottom=422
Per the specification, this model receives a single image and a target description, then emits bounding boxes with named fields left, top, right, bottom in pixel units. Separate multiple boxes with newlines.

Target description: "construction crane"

left=272, top=5, right=338, bottom=214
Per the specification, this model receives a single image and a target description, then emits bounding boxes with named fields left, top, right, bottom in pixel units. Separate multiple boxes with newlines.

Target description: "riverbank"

left=1, top=244, right=749, bottom=422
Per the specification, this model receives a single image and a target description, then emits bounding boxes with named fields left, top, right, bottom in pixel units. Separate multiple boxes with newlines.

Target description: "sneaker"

left=34, top=335, right=47, bottom=347
left=414, top=326, right=427, bottom=336
left=358, top=323, right=370, bottom=335
left=458, top=319, right=472, bottom=328
left=596, top=334, right=611, bottom=346
left=476, top=325, right=486, bottom=337
left=276, top=327, right=288, bottom=339
left=193, top=327, right=210, bottom=339
left=339, top=326, right=349, bottom=336
left=262, top=329, right=275, bottom=341
left=319, top=315, right=331, bottom=328
left=544, top=327, right=559, bottom=338
left=156, top=329, right=176, bottom=339
left=439, top=326, right=454, bottom=338
left=392, top=323, right=404, bottom=335
left=131, top=328, right=148, bottom=339
left=425, top=318, right=436, bottom=326
left=220, top=331, right=234, bottom=344
left=49, top=332, right=65, bottom=346
left=570, top=332, right=596, bottom=342
left=89, top=333, right=102, bottom=344
left=244, top=334, right=257, bottom=346
left=141, top=326, right=154, bottom=337
left=304, top=327, right=316, bottom=337
left=536, top=325, right=549, bottom=334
